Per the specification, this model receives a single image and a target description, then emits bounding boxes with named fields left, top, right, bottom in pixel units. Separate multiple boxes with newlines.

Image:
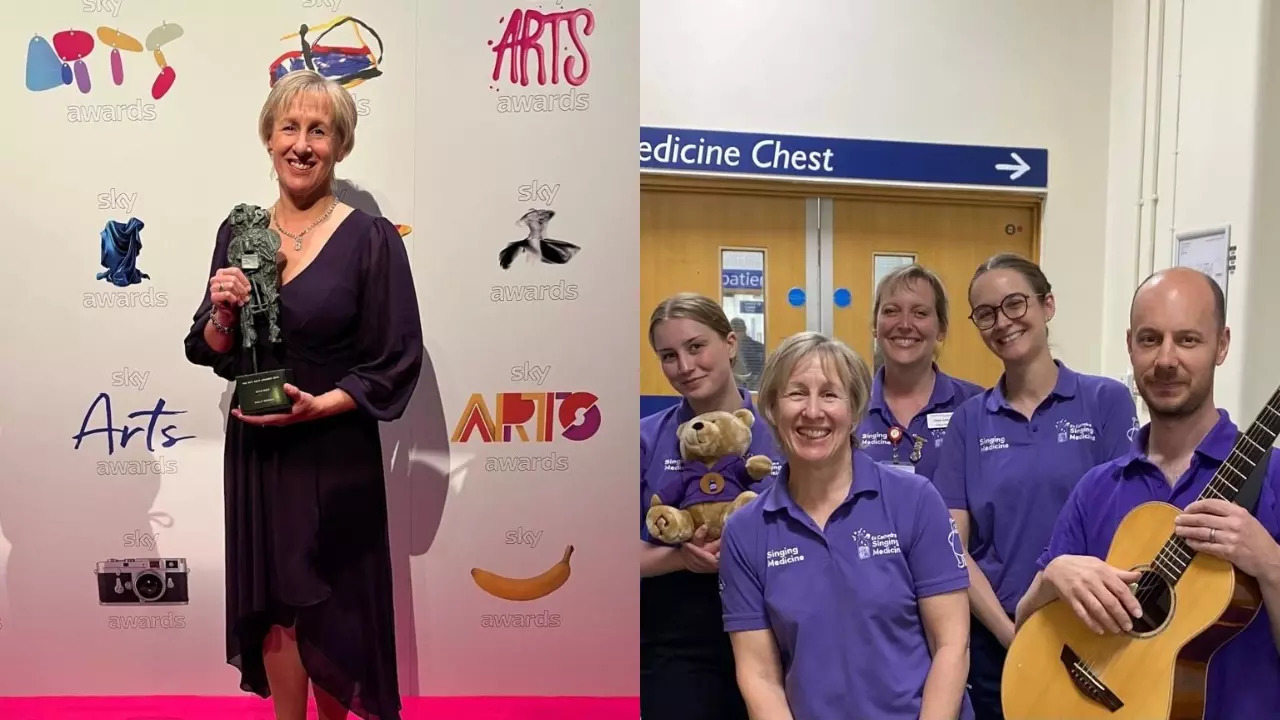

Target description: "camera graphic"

left=95, top=558, right=190, bottom=605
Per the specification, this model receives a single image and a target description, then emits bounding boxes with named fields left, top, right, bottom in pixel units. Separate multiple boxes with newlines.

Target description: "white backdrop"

left=0, top=0, right=638, bottom=699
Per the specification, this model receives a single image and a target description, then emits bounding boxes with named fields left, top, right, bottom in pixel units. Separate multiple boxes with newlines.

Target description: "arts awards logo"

left=86, top=217, right=167, bottom=309
left=472, top=526, right=573, bottom=629
left=269, top=14, right=384, bottom=117
left=488, top=3, right=594, bottom=114
left=25, top=15, right=184, bottom=122
left=450, top=362, right=601, bottom=473
left=498, top=209, right=581, bottom=269
left=95, top=556, right=190, bottom=631
left=72, top=373, right=194, bottom=476
left=490, top=179, right=580, bottom=304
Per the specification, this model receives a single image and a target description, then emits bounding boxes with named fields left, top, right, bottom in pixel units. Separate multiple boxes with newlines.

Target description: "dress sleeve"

left=334, top=217, right=424, bottom=422
left=183, top=219, right=239, bottom=382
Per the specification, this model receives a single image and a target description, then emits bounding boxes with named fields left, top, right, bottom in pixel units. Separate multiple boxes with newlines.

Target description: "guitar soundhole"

left=1129, top=568, right=1175, bottom=636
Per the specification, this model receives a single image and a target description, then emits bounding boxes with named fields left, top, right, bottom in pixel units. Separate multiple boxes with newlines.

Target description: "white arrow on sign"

left=995, top=152, right=1031, bottom=181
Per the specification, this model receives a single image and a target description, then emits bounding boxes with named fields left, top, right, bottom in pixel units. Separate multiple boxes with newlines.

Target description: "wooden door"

left=829, top=199, right=1038, bottom=389
left=640, top=188, right=809, bottom=399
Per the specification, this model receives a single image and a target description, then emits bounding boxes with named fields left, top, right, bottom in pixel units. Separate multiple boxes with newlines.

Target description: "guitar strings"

left=1137, top=410, right=1275, bottom=607
left=1084, top=406, right=1278, bottom=677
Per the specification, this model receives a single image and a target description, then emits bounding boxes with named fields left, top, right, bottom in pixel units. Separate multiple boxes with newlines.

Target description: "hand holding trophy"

left=225, top=203, right=294, bottom=416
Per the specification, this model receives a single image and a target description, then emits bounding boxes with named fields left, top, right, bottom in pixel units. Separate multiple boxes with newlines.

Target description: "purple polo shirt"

left=655, top=455, right=761, bottom=508
left=1037, top=409, right=1280, bottom=719
left=933, top=360, right=1138, bottom=614
left=857, top=364, right=984, bottom=479
left=718, top=448, right=974, bottom=720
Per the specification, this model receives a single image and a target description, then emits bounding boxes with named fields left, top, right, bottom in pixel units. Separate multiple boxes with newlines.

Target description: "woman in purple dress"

left=183, top=69, right=422, bottom=720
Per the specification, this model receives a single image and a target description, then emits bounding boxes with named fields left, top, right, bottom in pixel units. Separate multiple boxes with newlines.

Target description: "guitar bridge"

left=1059, top=645, right=1124, bottom=712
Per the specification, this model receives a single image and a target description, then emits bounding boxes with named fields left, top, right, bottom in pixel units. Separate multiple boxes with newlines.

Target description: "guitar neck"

left=1152, top=386, right=1280, bottom=584
left=1195, top=387, right=1280, bottom=505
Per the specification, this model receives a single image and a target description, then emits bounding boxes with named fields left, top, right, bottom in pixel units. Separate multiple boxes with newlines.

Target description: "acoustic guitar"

left=1001, top=389, right=1278, bottom=719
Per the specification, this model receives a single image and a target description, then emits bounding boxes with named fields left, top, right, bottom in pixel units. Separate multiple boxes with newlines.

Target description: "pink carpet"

left=0, top=696, right=640, bottom=719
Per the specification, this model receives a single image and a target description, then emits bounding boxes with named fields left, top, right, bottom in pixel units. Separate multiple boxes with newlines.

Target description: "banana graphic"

left=470, top=545, right=574, bottom=602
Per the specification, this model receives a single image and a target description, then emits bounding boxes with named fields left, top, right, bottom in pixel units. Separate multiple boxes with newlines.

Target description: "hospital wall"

left=1102, top=0, right=1280, bottom=424
left=643, top=0, right=1280, bottom=424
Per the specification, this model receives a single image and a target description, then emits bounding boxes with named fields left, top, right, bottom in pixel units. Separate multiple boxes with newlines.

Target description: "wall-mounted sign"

left=640, top=126, right=1049, bottom=190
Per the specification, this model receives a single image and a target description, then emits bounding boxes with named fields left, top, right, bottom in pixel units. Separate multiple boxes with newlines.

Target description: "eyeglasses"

left=968, top=292, right=1041, bottom=330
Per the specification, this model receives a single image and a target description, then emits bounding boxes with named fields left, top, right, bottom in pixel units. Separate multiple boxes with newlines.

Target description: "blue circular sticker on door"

left=833, top=288, right=852, bottom=308
left=787, top=287, right=806, bottom=307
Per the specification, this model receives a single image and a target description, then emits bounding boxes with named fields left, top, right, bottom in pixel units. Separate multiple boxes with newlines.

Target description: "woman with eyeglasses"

left=932, top=253, right=1138, bottom=720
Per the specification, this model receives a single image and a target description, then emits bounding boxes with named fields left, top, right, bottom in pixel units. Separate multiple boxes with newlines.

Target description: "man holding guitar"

left=1011, top=267, right=1280, bottom=718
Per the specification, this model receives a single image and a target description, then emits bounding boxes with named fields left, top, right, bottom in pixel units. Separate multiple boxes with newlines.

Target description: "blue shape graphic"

left=25, top=35, right=65, bottom=91
left=787, top=287, right=806, bottom=308
left=96, top=218, right=150, bottom=288
left=833, top=288, right=852, bottom=308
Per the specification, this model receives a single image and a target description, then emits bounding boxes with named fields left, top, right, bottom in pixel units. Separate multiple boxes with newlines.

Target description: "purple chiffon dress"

left=184, top=208, right=422, bottom=720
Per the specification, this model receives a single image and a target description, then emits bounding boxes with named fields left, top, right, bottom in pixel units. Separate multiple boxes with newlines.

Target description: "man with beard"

left=1013, top=267, right=1280, bottom=719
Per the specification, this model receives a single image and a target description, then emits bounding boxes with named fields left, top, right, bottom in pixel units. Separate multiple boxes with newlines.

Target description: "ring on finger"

left=1209, top=528, right=1216, bottom=543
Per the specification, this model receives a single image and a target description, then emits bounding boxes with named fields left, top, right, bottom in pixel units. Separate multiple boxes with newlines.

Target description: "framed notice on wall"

left=871, top=253, right=917, bottom=307
left=1172, top=225, right=1232, bottom=308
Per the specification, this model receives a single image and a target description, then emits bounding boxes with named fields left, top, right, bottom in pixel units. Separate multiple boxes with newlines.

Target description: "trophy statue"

left=225, top=203, right=293, bottom=416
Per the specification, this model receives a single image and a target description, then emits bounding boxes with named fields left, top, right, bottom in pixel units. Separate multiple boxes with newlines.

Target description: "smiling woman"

left=638, top=292, right=784, bottom=720
left=931, top=252, right=1138, bottom=720
left=183, top=68, right=423, bottom=720
left=718, top=331, right=974, bottom=720
left=856, top=264, right=983, bottom=480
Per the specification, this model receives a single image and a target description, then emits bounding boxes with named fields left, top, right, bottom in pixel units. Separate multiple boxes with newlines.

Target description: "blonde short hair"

left=259, top=69, right=357, bottom=160
left=756, top=332, right=874, bottom=446
left=873, top=263, right=951, bottom=335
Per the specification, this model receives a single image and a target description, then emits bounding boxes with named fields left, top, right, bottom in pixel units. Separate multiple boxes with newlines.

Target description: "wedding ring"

left=1209, top=528, right=1216, bottom=543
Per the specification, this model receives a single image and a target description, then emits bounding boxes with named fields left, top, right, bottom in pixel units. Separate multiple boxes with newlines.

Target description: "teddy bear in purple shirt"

left=646, top=408, right=775, bottom=544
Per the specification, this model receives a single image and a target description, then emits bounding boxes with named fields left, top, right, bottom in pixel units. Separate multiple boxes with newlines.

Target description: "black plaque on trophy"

left=225, top=204, right=294, bottom=416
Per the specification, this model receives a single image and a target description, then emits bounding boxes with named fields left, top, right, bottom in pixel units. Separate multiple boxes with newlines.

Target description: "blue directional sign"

left=640, top=126, right=1048, bottom=189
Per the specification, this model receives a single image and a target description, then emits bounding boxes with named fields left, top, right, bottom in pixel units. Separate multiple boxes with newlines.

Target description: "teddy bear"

left=646, top=408, right=776, bottom=544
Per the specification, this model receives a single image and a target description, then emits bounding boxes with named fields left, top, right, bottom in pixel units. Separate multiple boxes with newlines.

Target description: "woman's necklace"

left=273, top=196, right=338, bottom=252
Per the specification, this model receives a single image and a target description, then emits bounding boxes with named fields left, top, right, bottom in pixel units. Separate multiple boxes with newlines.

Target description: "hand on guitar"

left=1043, top=555, right=1144, bottom=635
left=1175, top=498, right=1280, bottom=580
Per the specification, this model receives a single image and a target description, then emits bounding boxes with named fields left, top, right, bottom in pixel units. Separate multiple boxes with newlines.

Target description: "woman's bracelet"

left=209, top=306, right=235, bottom=335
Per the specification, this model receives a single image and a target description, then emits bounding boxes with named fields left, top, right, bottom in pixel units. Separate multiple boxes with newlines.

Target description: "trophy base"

left=235, top=368, right=295, bottom=416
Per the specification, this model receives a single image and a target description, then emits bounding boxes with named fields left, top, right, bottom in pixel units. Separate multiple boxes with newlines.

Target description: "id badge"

left=884, top=461, right=916, bottom=474
left=926, top=412, right=953, bottom=430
